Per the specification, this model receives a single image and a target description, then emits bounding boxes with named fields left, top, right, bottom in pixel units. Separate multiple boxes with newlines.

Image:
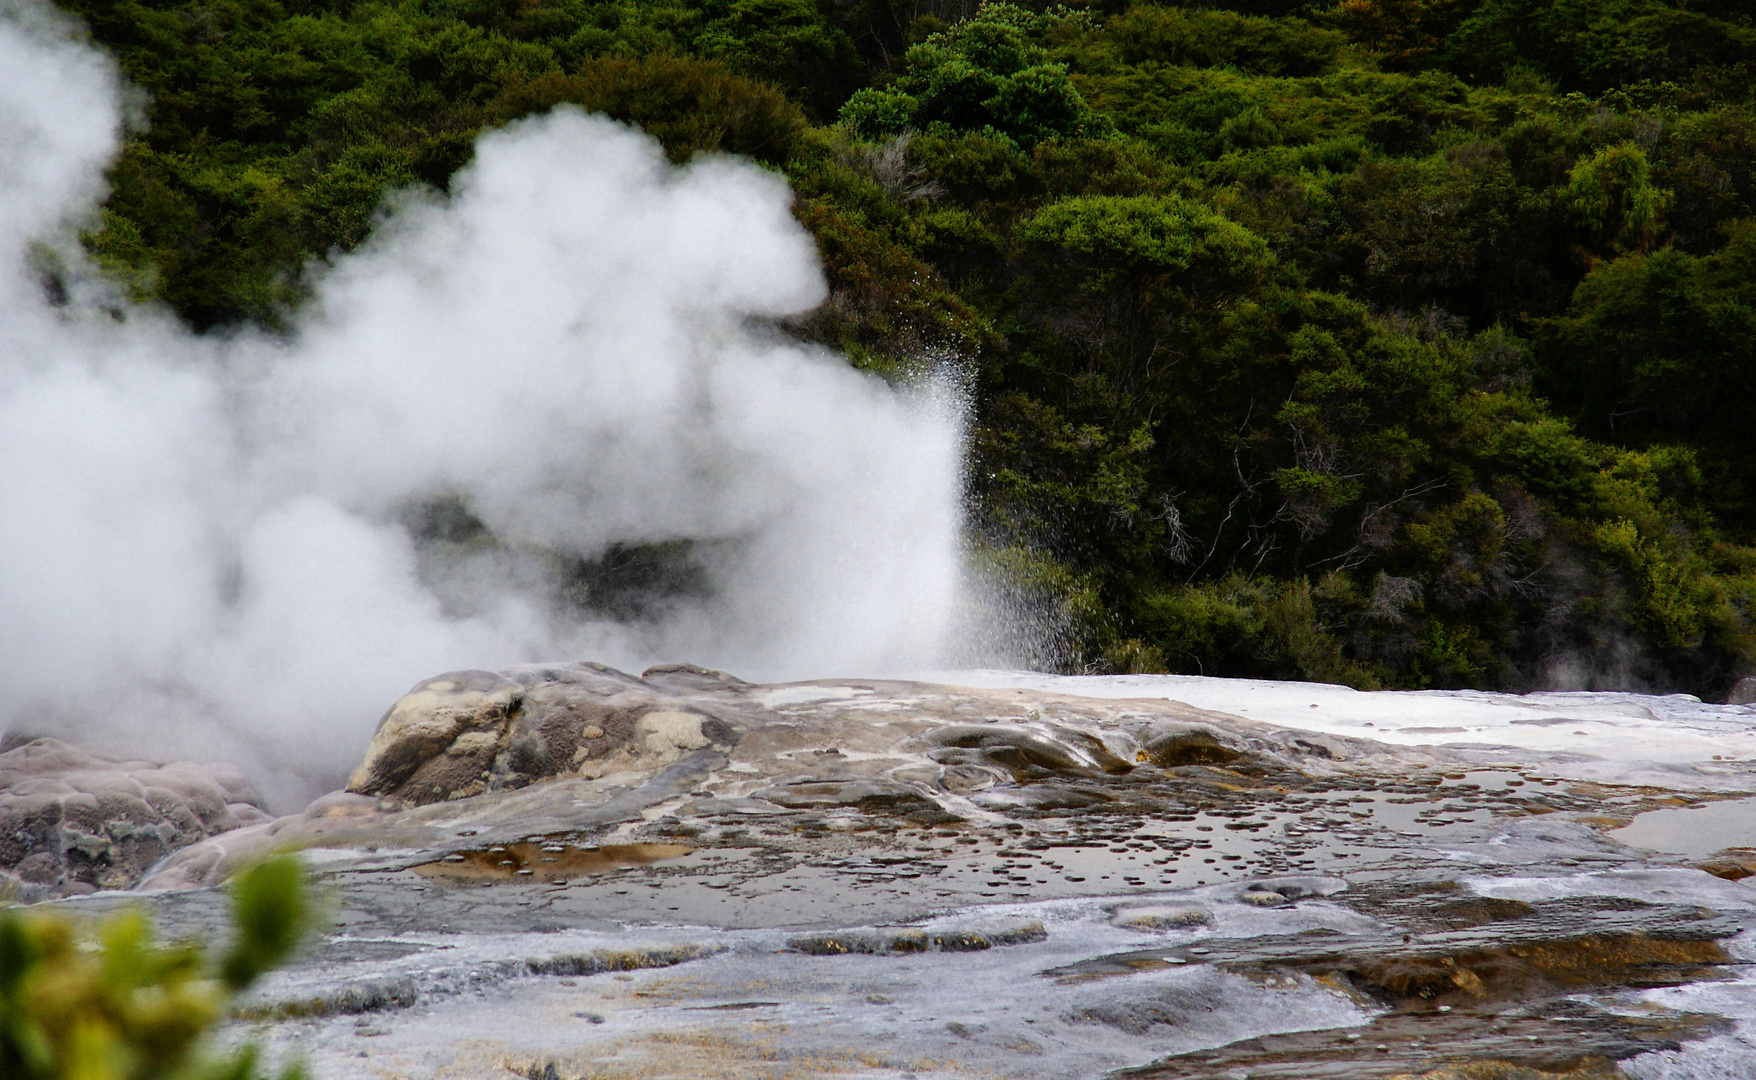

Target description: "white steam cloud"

left=0, top=2, right=979, bottom=807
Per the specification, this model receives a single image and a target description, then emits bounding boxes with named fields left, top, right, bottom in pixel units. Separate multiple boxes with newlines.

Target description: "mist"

left=0, top=2, right=986, bottom=808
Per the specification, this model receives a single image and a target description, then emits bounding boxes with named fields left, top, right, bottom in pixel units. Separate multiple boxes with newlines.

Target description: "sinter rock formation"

left=0, top=737, right=270, bottom=901
left=138, top=660, right=1305, bottom=891
left=343, top=660, right=1262, bottom=810
left=16, top=663, right=1756, bottom=1078
left=345, top=663, right=744, bottom=806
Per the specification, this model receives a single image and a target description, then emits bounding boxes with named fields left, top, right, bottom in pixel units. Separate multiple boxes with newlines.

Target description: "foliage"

left=488, top=54, right=807, bottom=164
left=1565, top=141, right=1671, bottom=253
left=1442, top=0, right=1756, bottom=92
left=54, top=0, right=1756, bottom=695
left=0, top=856, right=311, bottom=1080
left=1536, top=219, right=1756, bottom=528
left=839, top=2, right=1108, bottom=145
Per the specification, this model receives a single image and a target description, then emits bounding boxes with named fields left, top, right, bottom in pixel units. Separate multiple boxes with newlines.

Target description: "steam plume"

left=0, top=2, right=971, bottom=807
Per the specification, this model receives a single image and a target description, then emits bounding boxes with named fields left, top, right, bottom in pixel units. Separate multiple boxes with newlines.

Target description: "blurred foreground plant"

left=0, top=856, right=310, bottom=1080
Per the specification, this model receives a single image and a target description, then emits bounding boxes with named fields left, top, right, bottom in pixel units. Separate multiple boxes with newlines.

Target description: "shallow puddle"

left=1612, top=796, right=1756, bottom=858
left=411, top=841, right=694, bottom=882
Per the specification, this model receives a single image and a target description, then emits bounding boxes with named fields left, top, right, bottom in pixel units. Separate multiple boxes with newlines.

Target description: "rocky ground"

left=0, top=736, right=272, bottom=899
left=13, top=663, right=1756, bottom=1078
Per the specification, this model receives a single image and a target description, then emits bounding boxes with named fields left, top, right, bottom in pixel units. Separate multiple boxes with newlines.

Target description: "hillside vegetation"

left=57, top=0, right=1756, bottom=695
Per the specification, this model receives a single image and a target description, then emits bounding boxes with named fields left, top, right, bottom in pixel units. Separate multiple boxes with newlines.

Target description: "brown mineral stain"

left=1341, top=935, right=1730, bottom=1007
left=1389, top=1058, right=1626, bottom=1080
left=411, top=841, right=693, bottom=882
left=1697, top=848, right=1756, bottom=880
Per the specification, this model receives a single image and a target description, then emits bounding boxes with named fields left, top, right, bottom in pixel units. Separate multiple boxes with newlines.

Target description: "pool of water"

left=1612, top=797, right=1756, bottom=859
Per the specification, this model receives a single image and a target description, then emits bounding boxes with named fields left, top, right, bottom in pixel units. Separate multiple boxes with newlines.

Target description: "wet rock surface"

left=0, top=736, right=270, bottom=901
left=32, top=667, right=1756, bottom=1078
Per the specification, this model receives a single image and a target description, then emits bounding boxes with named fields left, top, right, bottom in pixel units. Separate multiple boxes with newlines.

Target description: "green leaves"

left=1106, top=6, right=1346, bottom=77
left=688, top=0, right=863, bottom=118
left=1536, top=220, right=1756, bottom=524
left=1566, top=141, right=1671, bottom=253
left=60, top=0, right=1756, bottom=695
left=840, top=88, right=921, bottom=138
left=0, top=856, right=309, bottom=1080
left=489, top=55, right=806, bottom=164
left=837, top=3, right=1105, bottom=146
left=219, top=857, right=312, bottom=993
left=1442, top=0, right=1756, bottom=92
left=1018, top=193, right=1274, bottom=295
left=1022, top=195, right=1192, bottom=275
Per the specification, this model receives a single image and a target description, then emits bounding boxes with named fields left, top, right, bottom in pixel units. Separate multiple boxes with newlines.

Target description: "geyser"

left=0, top=1, right=973, bottom=808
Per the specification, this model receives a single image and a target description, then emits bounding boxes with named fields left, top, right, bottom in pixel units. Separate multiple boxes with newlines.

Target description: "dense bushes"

left=839, top=3, right=1107, bottom=144
left=60, top=0, right=1756, bottom=695
left=487, top=55, right=808, bottom=163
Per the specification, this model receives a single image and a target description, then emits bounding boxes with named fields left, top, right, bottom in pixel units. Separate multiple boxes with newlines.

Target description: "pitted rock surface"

left=0, top=737, right=269, bottom=900
left=41, top=666, right=1756, bottom=1079
left=141, top=665, right=1333, bottom=891
left=346, top=662, right=742, bottom=805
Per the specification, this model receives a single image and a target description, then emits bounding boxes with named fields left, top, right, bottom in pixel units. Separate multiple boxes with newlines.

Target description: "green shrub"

left=1566, top=141, right=1671, bottom=253
left=489, top=55, right=806, bottom=164
left=0, top=857, right=311, bottom=1080
left=838, top=3, right=1108, bottom=145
